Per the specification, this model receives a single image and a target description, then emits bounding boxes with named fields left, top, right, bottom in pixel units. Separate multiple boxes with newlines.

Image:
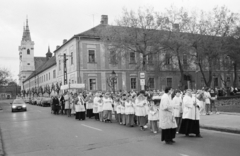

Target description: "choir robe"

left=135, top=97, right=148, bottom=127
left=125, top=101, right=135, bottom=126
left=159, top=93, right=177, bottom=142
left=93, top=97, right=99, bottom=113
left=179, top=94, right=202, bottom=136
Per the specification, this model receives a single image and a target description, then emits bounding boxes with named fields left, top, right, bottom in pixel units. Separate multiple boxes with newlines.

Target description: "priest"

left=159, top=87, right=177, bottom=144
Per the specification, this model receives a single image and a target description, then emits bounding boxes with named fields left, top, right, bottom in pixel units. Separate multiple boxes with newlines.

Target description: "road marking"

left=180, top=154, right=189, bottom=156
left=81, top=124, right=102, bottom=131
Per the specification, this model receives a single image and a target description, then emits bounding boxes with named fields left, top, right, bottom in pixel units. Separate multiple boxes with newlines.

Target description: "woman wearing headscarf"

left=135, top=90, right=148, bottom=130
left=159, top=87, right=177, bottom=144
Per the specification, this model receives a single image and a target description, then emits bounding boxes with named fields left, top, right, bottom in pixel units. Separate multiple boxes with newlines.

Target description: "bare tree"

left=101, top=7, right=169, bottom=71
left=190, top=6, right=238, bottom=88
left=0, top=68, right=12, bottom=86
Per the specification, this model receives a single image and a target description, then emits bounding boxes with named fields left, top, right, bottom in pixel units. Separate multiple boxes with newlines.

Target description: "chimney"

left=172, top=23, right=180, bottom=31
left=100, top=15, right=108, bottom=25
left=63, top=39, right=67, bottom=44
left=56, top=45, right=60, bottom=49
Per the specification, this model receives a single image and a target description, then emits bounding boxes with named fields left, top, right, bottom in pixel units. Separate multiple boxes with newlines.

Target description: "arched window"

left=27, top=49, right=30, bottom=55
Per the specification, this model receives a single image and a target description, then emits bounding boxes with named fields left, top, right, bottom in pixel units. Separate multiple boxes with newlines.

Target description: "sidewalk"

left=200, top=112, right=240, bottom=134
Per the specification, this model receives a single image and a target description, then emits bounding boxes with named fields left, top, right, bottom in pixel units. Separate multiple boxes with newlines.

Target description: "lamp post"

left=111, top=70, right=116, bottom=94
left=213, top=73, right=216, bottom=89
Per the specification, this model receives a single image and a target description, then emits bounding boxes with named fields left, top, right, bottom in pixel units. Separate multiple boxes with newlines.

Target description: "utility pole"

left=59, top=53, right=71, bottom=85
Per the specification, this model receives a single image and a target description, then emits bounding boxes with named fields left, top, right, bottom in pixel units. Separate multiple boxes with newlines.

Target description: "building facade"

left=21, top=15, right=238, bottom=95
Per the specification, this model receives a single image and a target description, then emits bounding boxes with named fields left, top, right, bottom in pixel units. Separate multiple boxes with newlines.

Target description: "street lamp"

left=213, top=73, right=216, bottom=89
left=111, top=70, right=117, bottom=94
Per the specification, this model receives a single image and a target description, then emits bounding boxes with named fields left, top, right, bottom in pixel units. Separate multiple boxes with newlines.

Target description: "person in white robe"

left=159, top=87, right=177, bottom=144
left=93, top=93, right=100, bottom=120
left=179, top=90, right=203, bottom=137
left=125, top=95, right=135, bottom=127
left=172, top=90, right=183, bottom=133
left=77, top=93, right=86, bottom=120
left=102, top=92, right=113, bottom=122
left=64, top=92, right=71, bottom=117
left=98, top=94, right=104, bottom=122
left=86, top=93, right=94, bottom=118
left=135, top=90, right=148, bottom=130
left=148, top=99, right=159, bottom=134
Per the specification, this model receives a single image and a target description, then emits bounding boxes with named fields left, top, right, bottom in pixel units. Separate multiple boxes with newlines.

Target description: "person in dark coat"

left=52, top=96, right=60, bottom=115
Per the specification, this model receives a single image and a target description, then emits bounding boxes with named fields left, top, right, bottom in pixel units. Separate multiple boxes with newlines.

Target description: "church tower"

left=19, top=18, right=35, bottom=91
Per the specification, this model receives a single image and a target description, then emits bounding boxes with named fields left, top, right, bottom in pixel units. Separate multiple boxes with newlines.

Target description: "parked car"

left=36, top=97, right=43, bottom=106
left=40, top=97, right=52, bottom=107
left=31, top=97, right=40, bottom=105
left=23, top=97, right=31, bottom=103
left=11, top=99, right=27, bottom=112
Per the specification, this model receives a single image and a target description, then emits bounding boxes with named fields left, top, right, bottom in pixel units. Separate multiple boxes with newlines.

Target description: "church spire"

left=21, top=23, right=26, bottom=41
left=46, top=45, right=52, bottom=60
left=22, top=17, right=32, bottom=41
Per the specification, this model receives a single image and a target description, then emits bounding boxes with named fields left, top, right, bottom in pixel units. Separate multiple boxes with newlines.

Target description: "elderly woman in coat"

left=179, top=89, right=203, bottom=137
left=159, top=87, right=177, bottom=144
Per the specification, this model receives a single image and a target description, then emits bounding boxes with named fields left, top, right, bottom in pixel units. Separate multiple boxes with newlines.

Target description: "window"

left=166, top=78, right=172, bottom=87
left=49, top=73, right=50, bottom=80
left=109, top=50, right=118, bottom=64
left=27, top=63, right=30, bottom=65
left=89, top=79, right=97, bottom=90
left=44, top=75, right=45, bottom=82
left=27, top=49, right=30, bottom=55
left=147, top=54, right=153, bottom=64
left=149, top=78, right=154, bottom=89
left=59, top=60, right=61, bottom=71
left=46, top=74, right=48, bottom=81
left=165, top=53, right=171, bottom=65
left=130, top=52, right=136, bottom=63
left=71, top=52, right=73, bottom=65
left=183, top=54, right=188, bottom=66
left=88, top=50, right=95, bottom=63
left=53, top=70, right=56, bottom=78
left=130, top=78, right=137, bottom=89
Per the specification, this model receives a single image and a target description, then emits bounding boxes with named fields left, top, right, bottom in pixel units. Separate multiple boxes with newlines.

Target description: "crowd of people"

left=50, top=87, right=219, bottom=145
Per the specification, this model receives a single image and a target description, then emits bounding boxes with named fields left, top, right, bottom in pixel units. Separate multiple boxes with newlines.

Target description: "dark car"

left=11, top=99, right=27, bottom=112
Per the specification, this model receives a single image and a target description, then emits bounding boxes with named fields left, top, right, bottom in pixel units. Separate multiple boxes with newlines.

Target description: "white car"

left=11, top=99, right=27, bottom=112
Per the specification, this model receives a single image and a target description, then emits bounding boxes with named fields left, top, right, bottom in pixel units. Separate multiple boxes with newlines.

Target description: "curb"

left=0, top=128, right=5, bottom=156
left=200, top=124, right=240, bottom=134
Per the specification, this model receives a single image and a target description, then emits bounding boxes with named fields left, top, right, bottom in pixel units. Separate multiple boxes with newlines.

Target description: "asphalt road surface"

left=0, top=100, right=240, bottom=156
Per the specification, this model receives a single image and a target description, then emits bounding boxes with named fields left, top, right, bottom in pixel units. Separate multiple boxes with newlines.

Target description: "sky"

left=0, top=0, right=239, bottom=84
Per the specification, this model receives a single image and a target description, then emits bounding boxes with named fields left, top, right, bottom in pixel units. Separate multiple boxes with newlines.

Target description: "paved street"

left=0, top=100, right=240, bottom=156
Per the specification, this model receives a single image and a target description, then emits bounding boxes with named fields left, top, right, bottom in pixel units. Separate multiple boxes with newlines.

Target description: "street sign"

left=140, top=72, right=145, bottom=79
left=140, top=79, right=145, bottom=85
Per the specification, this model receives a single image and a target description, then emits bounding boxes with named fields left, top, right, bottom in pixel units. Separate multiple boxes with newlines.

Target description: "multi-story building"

left=21, top=15, right=238, bottom=94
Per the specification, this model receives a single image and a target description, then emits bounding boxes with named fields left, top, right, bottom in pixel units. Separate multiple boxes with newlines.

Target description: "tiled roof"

left=34, top=57, right=47, bottom=69
left=76, top=24, right=110, bottom=38
left=24, top=56, right=56, bottom=82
